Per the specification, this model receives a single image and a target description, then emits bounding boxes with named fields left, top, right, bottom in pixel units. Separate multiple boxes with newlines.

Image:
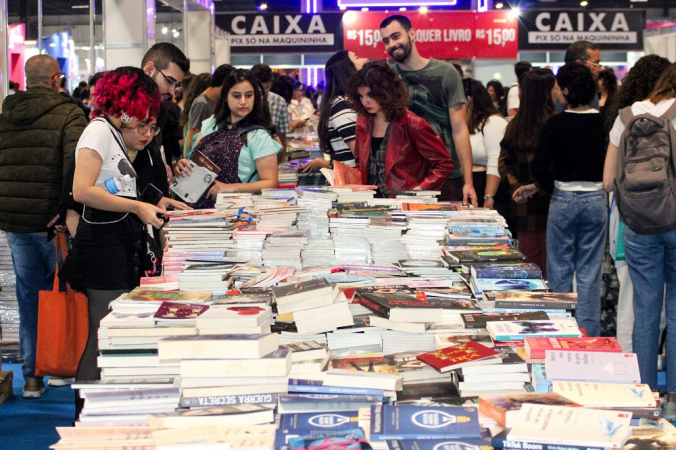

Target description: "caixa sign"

left=215, top=13, right=344, bottom=53
left=518, top=10, right=645, bottom=50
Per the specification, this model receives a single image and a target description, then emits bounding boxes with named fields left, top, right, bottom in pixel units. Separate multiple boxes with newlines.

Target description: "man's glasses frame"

left=154, top=64, right=181, bottom=90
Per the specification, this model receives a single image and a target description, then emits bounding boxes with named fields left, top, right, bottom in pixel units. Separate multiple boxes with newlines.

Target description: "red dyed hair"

left=91, top=67, right=161, bottom=121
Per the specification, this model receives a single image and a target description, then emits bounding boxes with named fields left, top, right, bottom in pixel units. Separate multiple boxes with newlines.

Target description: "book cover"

left=460, top=347, right=527, bottom=377
left=370, top=404, right=481, bottom=441
left=508, top=404, right=632, bottom=448
left=169, top=156, right=219, bottom=204
left=358, top=293, right=442, bottom=322
left=470, top=262, right=542, bottom=280
left=153, top=302, right=210, bottom=321
left=461, top=311, right=549, bottom=329
left=280, top=412, right=361, bottom=431
left=478, top=392, right=581, bottom=427
left=491, top=429, right=605, bottom=450
left=545, top=351, right=641, bottom=384
left=272, top=279, right=332, bottom=304
left=446, top=249, right=526, bottom=263
left=486, top=320, right=582, bottom=342
left=552, top=382, right=656, bottom=408
left=386, top=352, right=448, bottom=381
left=473, top=278, right=548, bottom=293
left=330, top=356, right=399, bottom=375
left=433, top=334, right=494, bottom=350
left=525, top=337, right=623, bottom=360
left=493, top=291, right=578, bottom=310
left=417, top=342, right=500, bottom=373
left=386, top=437, right=493, bottom=450
left=124, top=287, right=212, bottom=303
left=287, top=429, right=367, bottom=450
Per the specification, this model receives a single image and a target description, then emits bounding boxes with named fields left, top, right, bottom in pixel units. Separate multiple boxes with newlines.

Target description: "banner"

left=215, top=13, right=344, bottom=53
left=343, top=11, right=518, bottom=60
left=518, top=10, right=645, bottom=50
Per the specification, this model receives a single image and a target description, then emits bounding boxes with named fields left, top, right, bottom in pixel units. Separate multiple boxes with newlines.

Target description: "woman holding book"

left=173, top=69, right=280, bottom=208
left=346, top=61, right=453, bottom=195
left=498, top=69, right=557, bottom=277
left=530, top=63, right=607, bottom=338
left=302, top=50, right=367, bottom=173
left=64, top=67, right=189, bottom=402
left=603, top=63, right=676, bottom=419
left=462, top=78, right=507, bottom=209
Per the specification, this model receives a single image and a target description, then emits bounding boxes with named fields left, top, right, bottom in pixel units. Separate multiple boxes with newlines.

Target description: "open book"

left=169, top=150, right=220, bottom=203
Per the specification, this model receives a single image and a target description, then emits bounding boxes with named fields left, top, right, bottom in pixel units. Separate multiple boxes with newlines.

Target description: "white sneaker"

left=47, top=376, right=75, bottom=387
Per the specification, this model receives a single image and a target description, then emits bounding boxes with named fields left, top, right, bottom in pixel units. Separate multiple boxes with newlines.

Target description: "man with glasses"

left=561, top=40, right=602, bottom=111
left=141, top=43, right=190, bottom=101
left=0, top=55, right=87, bottom=398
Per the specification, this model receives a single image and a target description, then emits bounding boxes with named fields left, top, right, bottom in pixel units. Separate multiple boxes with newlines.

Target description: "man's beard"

left=388, top=38, right=412, bottom=63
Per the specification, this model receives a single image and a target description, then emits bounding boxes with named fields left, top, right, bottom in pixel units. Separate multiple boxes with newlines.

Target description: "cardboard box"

left=0, top=371, right=14, bottom=405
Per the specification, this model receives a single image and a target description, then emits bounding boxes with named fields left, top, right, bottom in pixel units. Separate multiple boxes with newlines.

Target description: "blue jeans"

left=623, top=225, right=676, bottom=392
left=6, top=232, right=57, bottom=379
left=546, top=188, right=608, bottom=337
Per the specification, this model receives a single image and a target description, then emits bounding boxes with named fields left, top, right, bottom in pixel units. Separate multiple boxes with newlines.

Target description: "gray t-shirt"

left=395, top=59, right=466, bottom=178
left=188, top=94, right=215, bottom=130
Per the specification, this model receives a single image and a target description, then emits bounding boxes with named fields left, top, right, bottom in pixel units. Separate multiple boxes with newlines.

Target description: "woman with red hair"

left=63, top=67, right=188, bottom=391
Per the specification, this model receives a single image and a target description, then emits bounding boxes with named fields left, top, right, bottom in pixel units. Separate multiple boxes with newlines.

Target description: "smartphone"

left=139, top=183, right=163, bottom=206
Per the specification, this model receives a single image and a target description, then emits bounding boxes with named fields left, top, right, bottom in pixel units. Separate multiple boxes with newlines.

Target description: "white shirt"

left=289, top=98, right=315, bottom=122
left=75, top=118, right=138, bottom=197
left=507, top=82, right=520, bottom=112
left=609, top=98, right=676, bottom=147
left=470, top=115, right=507, bottom=178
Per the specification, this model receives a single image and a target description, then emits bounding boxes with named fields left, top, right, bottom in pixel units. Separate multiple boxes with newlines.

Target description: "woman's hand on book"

left=158, top=197, right=193, bottom=211
left=207, top=181, right=238, bottom=199
left=173, top=158, right=193, bottom=178
left=134, top=202, right=168, bottom=229
left=302, top=158, right=330, bottom=173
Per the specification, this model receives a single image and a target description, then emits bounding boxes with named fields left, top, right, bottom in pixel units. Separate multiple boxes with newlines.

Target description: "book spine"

left=179, top=393, right=279, bottom=408
left=494, top=301, right=575, bottom=309
left=477, top=397, right=507, bottom=427
left=358, top=296, right=391, bottom=319
left=491, top=436, right=605, bottom=450
left=600, top=406, right=661, bottom=418
left=287, top=384, right=383, bottom=398
left=373, top=433, right=479, bottom=442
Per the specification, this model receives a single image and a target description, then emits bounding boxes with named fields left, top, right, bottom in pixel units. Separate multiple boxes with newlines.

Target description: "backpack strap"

left=619, top=106, right=634, bottom=128
left=658, top=100, right=676, bottom=122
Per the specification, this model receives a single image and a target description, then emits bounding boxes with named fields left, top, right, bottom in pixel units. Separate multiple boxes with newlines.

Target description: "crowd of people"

left=2, top=13, right=676, bottom=418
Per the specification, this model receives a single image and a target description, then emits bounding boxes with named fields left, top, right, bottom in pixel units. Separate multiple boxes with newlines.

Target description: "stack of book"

left=301, top=238, right=335, bottom=268
left=160, top=334, right=290, bottom=413
left=72, top=378, right=177, bottom=427
left=400, top=216, right=448, bottom=260
left=271, top=279, right=354, bottom=334
left=230, top=229, right=268, bottom=266
left=364, top=217, right=408, bottom=265
left=454, top=347, right=529, bottom=397
left=330, top=216, right=372, bottom=265
left=151, top=424, right=276, bottom=449
left=296, top=187, right=336, bottom=239
left=279, top=340, right=329, bottom=375
left=261, top=231, right=309, bottom=270
left=195, top=304, right=273, bottom=335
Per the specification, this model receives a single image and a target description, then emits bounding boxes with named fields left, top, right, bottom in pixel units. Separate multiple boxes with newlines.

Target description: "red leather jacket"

left=354, top=109, right=454, bottom=191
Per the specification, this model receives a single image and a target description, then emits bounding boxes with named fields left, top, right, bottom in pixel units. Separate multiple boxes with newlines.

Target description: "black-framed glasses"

left=122, top=122, right=160, bottom=136
left=154, top=64, right=181, bottom=90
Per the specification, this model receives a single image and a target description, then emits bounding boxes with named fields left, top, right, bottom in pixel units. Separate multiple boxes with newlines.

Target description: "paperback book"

left=525, top=337, right=623, bottom=360
left=492, top=291, right=578, bottom=310
left=417, top=341, right=500, bottom=373
left=486, top=320, right=582, bottom=342
left=544, top=351, right=641, bottom=384
left=469, top=262, right=542, bottom=280
left=370, top=404, right=481, bottom=441
left=461, top=311, right=549, bottom=329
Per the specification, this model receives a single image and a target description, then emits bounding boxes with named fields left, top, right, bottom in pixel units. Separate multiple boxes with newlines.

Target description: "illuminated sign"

left=338, top=0, right=457, bottom=6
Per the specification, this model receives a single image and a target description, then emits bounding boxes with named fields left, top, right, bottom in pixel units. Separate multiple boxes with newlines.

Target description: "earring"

left=120, top=112, right=132, bottom=124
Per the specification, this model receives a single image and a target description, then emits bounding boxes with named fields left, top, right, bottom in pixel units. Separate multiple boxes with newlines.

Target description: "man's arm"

left=448, top=103, right=478, bottom=206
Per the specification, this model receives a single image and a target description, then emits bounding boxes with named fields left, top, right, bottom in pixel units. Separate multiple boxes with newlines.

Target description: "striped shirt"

left=328, top=97, right=357, bottom=166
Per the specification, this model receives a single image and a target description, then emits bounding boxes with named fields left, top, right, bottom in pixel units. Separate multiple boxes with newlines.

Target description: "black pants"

left=74, top=288, right=129, bottom=419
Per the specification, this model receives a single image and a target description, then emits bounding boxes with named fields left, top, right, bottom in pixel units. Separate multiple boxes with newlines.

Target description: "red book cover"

left=153, top=301, right=210, bottom=320
left=191, top=150, right=221, bottom=175
left=525, top=336, right=623, bottom=360
left=417, top=341, right=500, bottom=373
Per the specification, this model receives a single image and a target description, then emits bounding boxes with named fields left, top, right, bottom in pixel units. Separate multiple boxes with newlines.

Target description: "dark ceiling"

left=5, top=0, right=671, bottom=17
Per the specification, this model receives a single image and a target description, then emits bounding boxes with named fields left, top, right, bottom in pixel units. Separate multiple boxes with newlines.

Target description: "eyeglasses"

left=585, top=61, right=603, bottom=68
left=154, top=64, right=181, bottom=90
left=52, top=72, right=65, bottom=80
left=122, top=122, right=160, bottom=136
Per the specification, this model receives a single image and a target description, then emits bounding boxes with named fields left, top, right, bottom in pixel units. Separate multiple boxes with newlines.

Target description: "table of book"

left=51, top=188, right=671, bottom=450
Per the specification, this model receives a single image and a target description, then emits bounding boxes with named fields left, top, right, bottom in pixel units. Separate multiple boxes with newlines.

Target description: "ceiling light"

left=399, top=7, right=407, bottom=11
left=71, top=4, right=89, bottom=8
left=420, top=6, right=428, bottom=13
left=361, top=7, right=369, bottom=11
left=580, top=1, right=588, bottom=6
left=259, top=3, right=268, bottom=10
left=162, top=27, right=168, bottom=35
left=495, top=2, right=504, bottom=8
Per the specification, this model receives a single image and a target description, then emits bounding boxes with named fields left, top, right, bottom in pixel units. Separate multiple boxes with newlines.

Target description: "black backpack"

left=614, top=101, right=676, bottom=234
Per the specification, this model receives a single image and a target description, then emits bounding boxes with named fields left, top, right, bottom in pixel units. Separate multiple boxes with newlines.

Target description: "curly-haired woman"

left=530, top=63, right=607, bottom=337
left=65, top=67, right=189, bottom=387
left=346, top=61, right=453, bottom=195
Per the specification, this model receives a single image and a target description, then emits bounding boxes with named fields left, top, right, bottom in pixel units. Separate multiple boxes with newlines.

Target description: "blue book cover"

left=288, top=379, right=384, bottom=398
left=287, top=429, right=366, bottom=450
left=280, top=412, right=361, bottom=431
left=388, top=438, right=493, bottom=450
left=370, top=405, right=481, bottom=441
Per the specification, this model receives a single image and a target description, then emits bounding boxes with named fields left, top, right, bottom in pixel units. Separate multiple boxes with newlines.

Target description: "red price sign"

left=343, top=11, right=517, bottom=60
